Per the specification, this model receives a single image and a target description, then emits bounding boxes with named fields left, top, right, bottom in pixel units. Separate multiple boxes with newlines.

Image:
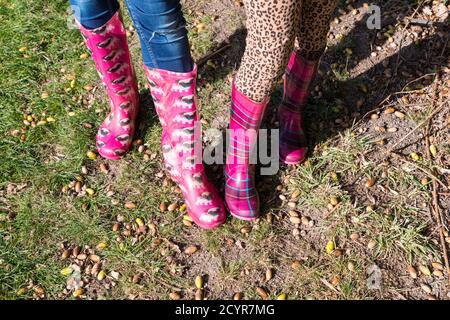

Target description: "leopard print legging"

left=235, top=0, right=337, bottom=102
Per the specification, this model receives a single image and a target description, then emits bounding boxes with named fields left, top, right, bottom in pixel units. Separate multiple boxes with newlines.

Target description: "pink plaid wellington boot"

left=78, top=12, right=140, bottom=160
left=224, top=82, right=268, bottom=221
left=144, top=65, right=226, bottom=229
left=279, top=50, right=319, bottom=165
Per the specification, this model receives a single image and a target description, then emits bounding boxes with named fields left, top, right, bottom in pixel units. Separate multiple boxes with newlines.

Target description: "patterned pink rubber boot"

left=279, top=50, right=319, bottom=165
left=78, top=12, right=140, bottom=160
left=145, top=65, right=226, bottom=229
left=224, top=82, right=268, bottom=221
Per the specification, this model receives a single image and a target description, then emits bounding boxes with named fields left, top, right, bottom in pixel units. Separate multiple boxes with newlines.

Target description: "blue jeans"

left=69, top=0, right=193, bottom=73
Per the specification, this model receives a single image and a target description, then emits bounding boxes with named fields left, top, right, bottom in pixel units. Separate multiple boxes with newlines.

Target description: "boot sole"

left=189, top=212, right=227, bottom=229
left=98, top=148, right=123, bottom=161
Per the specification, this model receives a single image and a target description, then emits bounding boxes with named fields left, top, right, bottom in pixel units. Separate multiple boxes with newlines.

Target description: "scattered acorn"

left=195, top=289, right=204, bottom=300
left=277, top=293, right=287, bottom=300
left=365, top=178, right=376, bottom=188
left=429, top=145, right=437, bottom=157
left=350, top=233, right=359, bottom=241
left=329, top=196, right=339, bottom=206
left=195, top=275, right=203, bottom=289
left=97, top=270, right=106, bottom=281
left=418, top=265, right=431, bottom=276
left=291, top=260, right=301, bottom=269
left=112, top=223, right=120, bottom=232
left=240, top=226, right=252, bottom=234
left=99, top=163, right=109, bottom=174
left=348, top=262, right=355, bottom=272
left=86, top=151, right=97, bottom=160
left=421, top=284, right=432, bottom=294
left=326, top=241, right=335, bottom=254
left=367, top=239, right=377, bottom=249
left=169, top=291, right=181, bottom=300
left=289, top=216, right=301, bottom=225
left=256, top=287, right=268, bottom=300
left=124, top=202, right=136, bottom=209
left=73, top=288, right=84, bottom=298
left=159, top=202, right=167, bottom=211
left=265, top=268, right=273, bottom=281
left=132, top=273, right=142, bottom=284
left=168, top=203, right=178, bottom=211
left=431, top=262, right=443, bottom=270
left=233, top=292, right=242, bottom=300
left=407, top=266, right=418, bottom=279
left=184, top=245, right=198, bottom=254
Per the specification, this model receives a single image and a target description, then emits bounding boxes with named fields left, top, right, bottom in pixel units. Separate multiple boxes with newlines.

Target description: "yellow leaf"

left=326, top=241, right=335, bottom=254
left=60, top=266, right=73, bottom=276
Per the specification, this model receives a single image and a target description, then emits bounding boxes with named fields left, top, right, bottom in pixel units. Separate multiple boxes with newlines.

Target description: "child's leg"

left=296, top=0, right=337, bottom=61
left=125, top=0, right=193, bottom=73
left=69, top=0, right=119, bottom=29
left=70, top=0, right=140, bottom=160
left=234, top=0, right=298, bottom=103
left=279, top=0, right=337, bottom=164
left=226, top=0, right=298, bottom=220
left=125, top=0, right=226, bottom=229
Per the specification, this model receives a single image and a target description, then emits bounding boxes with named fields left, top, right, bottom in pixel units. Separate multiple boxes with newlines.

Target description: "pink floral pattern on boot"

left=279, top=50, right=319, bottom=165
left=145, top=65, right=226, bottom=229
left=78, top=12, right=140, bottom=160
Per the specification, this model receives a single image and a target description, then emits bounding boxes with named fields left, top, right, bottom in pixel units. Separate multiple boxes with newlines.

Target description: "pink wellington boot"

left=77, top=12, right=140, bottom=160
left=144, top=65, right=226, bottom=229
left=224, top=82, right=269, bottom=221
left=279, top=50, right=319, bottom=165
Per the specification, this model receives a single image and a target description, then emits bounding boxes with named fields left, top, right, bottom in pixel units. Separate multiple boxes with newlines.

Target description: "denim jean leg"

left=69, top=0, right=120, bottom=29
left=125, top=0, right=193, bottom=73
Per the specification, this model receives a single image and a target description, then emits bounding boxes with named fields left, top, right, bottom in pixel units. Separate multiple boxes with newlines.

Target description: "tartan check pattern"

left=225, top=82, right=268, bottom=220
left=278, top=50, right=319, bottom=164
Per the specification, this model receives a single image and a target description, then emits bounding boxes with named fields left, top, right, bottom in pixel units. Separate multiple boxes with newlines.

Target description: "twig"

left=393, top=1, right=426, bottom=76
left=323, top=202, right=341, bottom=219
left=401, top=73, right=436, bottom=92
left=390, top=153, right=448, bottom=191
left=320, top=278, right=341, bottom=294
left=142, top=269, right=182, bottom=291
left=196, top=44, right=232, bottom=67
left=386, top=101, right=445, bottom=153
left=409, top=18, right=435, bottom=27
left=423, top=73, right=450, bottom=287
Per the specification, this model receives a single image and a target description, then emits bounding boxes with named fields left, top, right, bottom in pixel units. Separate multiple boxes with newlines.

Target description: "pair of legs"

left=70, top=0, right=192, bottom=72
left=235, top=0, right=337, bottom=102
left=225, top=0, right=337, bottom=219
left=70, top=0, right=336, bottom=227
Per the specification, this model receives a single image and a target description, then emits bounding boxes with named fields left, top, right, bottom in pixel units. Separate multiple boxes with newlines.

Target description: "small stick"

left=423, top=74, right=450, bottom=287
left=142, top=270, right=182, bottom=291
left=386, top=102, right=445, bottom=153
left=393, top=1, right=426, bottom=76
left=390, top=153, right=448, bottom=190
left=196, top=43, right=232, bottom=67
left=320, top=278, right=341, bottom=294
left=323, top=202, right=341, bottom=219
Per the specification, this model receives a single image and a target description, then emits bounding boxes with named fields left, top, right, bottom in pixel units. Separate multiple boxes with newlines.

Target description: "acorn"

left=169, top=292, right=181, bottom=300
left=195, top=275, right=203, bottom=289
left=184, top=245, right=198, bottom=254
left=256, top=287, right=268, bottom=299
left=233, top=292, right=242, bottom=300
